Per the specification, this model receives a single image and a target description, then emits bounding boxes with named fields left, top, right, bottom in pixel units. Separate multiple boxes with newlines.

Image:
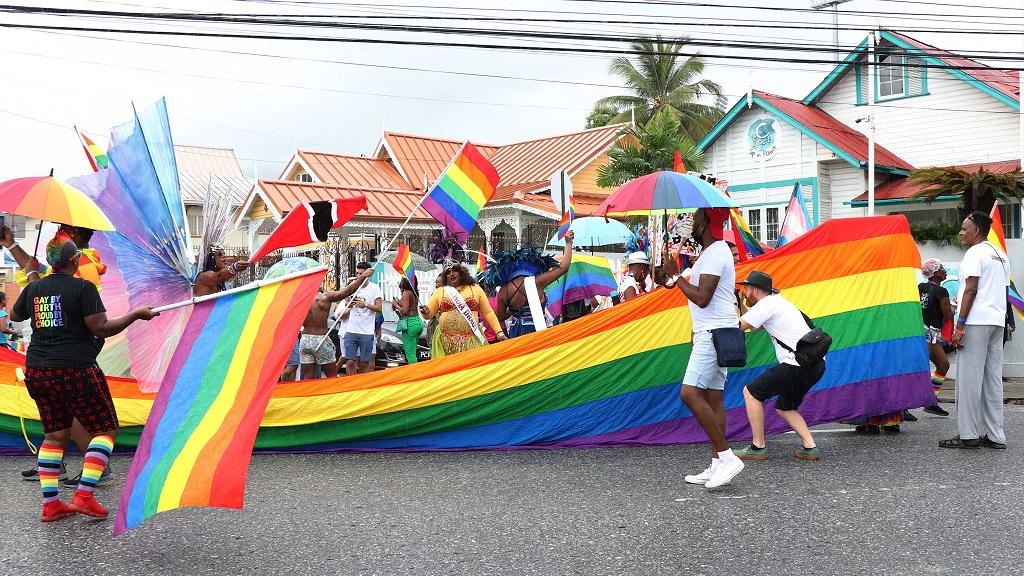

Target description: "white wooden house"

left=698, top=29, right=1021, bottom=243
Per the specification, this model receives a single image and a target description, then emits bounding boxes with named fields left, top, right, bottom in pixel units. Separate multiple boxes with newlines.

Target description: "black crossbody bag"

left=710, top=326, right=748, bottom=367
left=774, top=312, right=832, bottom=368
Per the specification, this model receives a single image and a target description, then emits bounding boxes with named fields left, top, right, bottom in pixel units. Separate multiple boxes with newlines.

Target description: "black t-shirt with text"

left=918, top=281, right=949, bottom=329
left=13, top=273, right=106, bottom=368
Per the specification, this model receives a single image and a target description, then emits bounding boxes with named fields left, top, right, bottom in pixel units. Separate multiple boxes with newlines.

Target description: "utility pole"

left=811, top=0, right=853, bottom=62
left=856, top=30, right=877, bottom=217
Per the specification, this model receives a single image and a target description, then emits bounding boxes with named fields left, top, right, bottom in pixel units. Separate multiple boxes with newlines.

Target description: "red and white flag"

left=250, top=197, right=367, bottom=262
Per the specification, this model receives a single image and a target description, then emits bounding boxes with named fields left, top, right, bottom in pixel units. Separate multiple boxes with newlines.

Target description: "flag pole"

left=312, top=142, right=470, bottom=352
left=153, top=266, right=327, bottom=313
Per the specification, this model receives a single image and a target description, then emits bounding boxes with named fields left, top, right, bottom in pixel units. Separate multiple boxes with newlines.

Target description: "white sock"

left=717, top=449, right=735, bottom=461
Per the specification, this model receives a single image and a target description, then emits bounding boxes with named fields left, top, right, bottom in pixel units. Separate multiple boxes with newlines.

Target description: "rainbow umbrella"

left=0, top=176, right=115, bottom=230
left=596, top=171, right=736, bottom=216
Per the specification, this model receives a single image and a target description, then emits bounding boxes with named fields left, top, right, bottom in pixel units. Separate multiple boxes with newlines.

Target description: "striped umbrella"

left=0, top=176, right=115, bottom=230
left=596, top=171, right=736, bottom=216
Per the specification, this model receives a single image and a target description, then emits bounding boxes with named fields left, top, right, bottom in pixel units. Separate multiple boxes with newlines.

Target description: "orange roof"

left=297, top=150, right=415, bottom=190
left=490, top=123, right=628, bottom=201
left=496, top=192, right=610, bottom=218
left=850, top=159, right=1021, bottom=204
left=254, top=179, right=433, bottom=222
left=380, top=132, right=498, bottom=187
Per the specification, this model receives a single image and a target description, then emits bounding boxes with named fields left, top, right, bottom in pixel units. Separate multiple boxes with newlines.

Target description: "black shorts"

left=746, top=361, right=826, bottom=411
left=24, top=365, right=118, bottom=434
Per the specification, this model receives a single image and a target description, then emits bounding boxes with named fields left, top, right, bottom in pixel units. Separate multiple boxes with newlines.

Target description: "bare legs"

left=681, top=385, right=729, bottom=453
left=742, top=386, right=816, bottom=449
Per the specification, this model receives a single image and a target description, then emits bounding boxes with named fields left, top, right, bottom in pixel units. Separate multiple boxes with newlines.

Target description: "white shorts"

left=683, top=331, right=728, bottom=391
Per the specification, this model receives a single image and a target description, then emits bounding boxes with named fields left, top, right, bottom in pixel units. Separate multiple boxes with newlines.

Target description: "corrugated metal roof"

left=756, top=91, right=914, bottom=171
left=174, top=145, right=252, bottom=206
left=297, top=150, right=416, bottom=190
left=851, top=159, right=1021, bottom=202
left=257, top=179, right=433, bottom=222
left=495, top=192, right=610, bottom=218
left=382, top=132, right=498, bottom=187
left=886, top=31, right=1019, bottom=103
left=489, top=123, right=627, bottom=200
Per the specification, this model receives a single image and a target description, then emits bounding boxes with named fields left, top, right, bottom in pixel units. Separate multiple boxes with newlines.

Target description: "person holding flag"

left=390, top=245, right=424, bottom=364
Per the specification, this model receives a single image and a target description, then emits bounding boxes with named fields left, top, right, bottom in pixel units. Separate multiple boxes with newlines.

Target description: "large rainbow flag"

left=987, top=203, right=1024, bottom=320
left=421, top=142, right=499, bottom=242
left=112, top=267, right=326, bottom=535
left=0, top=217, right=932, bottom=454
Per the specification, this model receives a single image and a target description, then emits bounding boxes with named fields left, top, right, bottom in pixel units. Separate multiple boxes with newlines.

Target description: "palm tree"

left=589, top=36, right=726, bottom=141
left=596, top=110, right=703, bottom=188
left=909, top=166, right=1024, bottom=218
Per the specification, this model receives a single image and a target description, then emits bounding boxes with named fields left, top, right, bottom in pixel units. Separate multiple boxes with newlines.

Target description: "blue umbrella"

left=547, top=216, right=633, bottom=247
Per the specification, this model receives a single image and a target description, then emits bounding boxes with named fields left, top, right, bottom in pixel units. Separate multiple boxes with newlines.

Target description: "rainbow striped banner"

left=545, top=254, right=616, bottom=318
left=987, top=204, right=1024, bottom=320
left=0, top=217, right=932, bottom=454
left=731, top=208, right=766, bottom=258
left=421, top=142, right=500, bottom=241
left=391, top=244, right=416, bottom=292
left=111, top=267, right=326, bottom=535
left=76, top=127, right=109, bottom=172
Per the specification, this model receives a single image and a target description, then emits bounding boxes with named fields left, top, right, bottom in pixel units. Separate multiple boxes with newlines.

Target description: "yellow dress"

left=424, top=284, right=502, bottom=358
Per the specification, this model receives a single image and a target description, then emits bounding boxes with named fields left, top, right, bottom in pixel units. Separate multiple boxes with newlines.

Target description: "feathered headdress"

left=479, top=247, right=557, bottom=291
left=428, top=229, right=465, bottom=264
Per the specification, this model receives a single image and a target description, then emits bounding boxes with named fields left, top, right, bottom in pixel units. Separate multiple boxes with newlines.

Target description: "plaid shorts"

left=24, top=365, right=118, bottom=434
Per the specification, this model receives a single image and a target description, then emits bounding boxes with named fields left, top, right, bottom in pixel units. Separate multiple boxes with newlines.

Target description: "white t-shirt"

left=958, top=241, right=1011, bottom=327
left=617, top=275, right=653, bottom=299
left=741, top=294, right=811, bottom=366
left=688, top=240, right=738, bottom=331
left=346, top=282, right=382, bottom=335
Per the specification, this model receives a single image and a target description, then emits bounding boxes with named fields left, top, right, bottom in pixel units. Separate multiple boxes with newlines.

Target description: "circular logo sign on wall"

left=747, top=117, right=780, bottom=162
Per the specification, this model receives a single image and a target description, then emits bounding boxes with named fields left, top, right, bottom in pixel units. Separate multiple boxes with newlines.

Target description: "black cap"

left=738, top=270, right=778, bottom=294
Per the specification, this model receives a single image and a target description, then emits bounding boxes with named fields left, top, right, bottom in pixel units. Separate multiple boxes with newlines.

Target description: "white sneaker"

left=684, top=460, right=719, bottom=485
left=706, top=456, right=744, bottom=489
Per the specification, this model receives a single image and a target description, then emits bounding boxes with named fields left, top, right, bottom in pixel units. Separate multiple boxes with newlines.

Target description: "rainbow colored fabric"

left=476, top=247, right=487, bottom=274
left=731, top=208, right=766, bottom=258
left=391, top=244, right=416, bottom=292
left=78, top=130, right=109, bottom=171
left=0, top=216, right=932, bottom=454
left=987, top=204, right=1024, bottom=320
left=556, top=197, right=575, bottom=241
left=112, top=268, right=326, bottom=535
left=421, top=143, right=500, bottom=241
left=544, top=254, right=617, bottom=318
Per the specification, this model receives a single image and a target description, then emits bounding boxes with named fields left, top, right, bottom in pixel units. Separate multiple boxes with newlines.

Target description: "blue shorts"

left=683, top=331, right=728, bottom=391
left=286, top=337, right=301, bottom=366
left=344, top=332, right=375, bottom=363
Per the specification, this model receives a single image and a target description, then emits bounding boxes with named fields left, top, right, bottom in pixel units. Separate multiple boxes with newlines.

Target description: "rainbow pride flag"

left=476, top=246, right=487, bottom=274
left=731, top=208, right=766, bottom=257
left=421, top=143, right=500, bottom=242
left=544, top=254, right=616, bottom=318
left=556, top=196, right=575, bottom=241
left=988, top=203, right=1024, bottom=319
left=0, top=217, right=932, bottom=454
left=76, top=127, right=108, bottom=172
left=112, top=267, right=326, bottom=535
left=391, top=244, right=416, bottom=292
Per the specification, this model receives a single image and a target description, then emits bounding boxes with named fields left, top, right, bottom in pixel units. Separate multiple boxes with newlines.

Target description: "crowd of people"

left=2, top=205, right=1016, bottom=522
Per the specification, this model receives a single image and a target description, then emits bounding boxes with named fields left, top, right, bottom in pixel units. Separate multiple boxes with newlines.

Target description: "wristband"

left=957, top=316, right=967, bottom=325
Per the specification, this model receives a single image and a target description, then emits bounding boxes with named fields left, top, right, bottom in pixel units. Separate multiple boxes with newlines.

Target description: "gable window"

left=186, top=205, right=203, bottom=237
left=744, top=206, right=786, bottom=246
left=295, top=172, right=313, bottom=183
left=877, top=52, right=906, bottom=99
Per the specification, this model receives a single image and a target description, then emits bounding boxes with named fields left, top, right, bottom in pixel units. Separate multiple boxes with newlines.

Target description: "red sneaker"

left=70, top=492, right=108, bottom=518
left=41, top=500, right=76, bottom=522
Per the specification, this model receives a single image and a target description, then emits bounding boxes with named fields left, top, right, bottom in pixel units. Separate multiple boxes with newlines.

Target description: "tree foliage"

left=909, top=166, right=1024, bottom=218
left=596, top=110, right=703, bottom=189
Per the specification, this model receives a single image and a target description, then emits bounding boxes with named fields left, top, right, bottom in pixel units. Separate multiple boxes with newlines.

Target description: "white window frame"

left=876, top=52, right=906, bottom=100
left=296, top=172, right=313, bottom=183
left=743, top=205, right=786, bottom=245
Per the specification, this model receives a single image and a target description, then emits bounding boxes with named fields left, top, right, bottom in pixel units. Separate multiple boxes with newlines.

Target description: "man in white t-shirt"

left=343, top=262, right=383, bottom=375
left=941, top=211, right=1011, bottom=450
left=664, top=207, right=744, bottom=489
left=732, top=271, right=826, bottom=462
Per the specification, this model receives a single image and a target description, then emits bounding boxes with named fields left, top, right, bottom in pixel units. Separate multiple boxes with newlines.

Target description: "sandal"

left=938, top=436, right=981, bottom=449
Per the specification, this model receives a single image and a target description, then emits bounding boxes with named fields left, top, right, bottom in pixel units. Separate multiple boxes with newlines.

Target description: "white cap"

left=624, top=251, right=650, bottom=266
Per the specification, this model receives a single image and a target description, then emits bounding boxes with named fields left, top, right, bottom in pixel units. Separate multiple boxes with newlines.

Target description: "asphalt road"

left=2, top=406, right=1023, bottom=576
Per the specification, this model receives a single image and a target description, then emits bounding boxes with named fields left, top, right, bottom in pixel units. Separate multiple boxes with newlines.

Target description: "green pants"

left=399, top=316, right=424, bottom=364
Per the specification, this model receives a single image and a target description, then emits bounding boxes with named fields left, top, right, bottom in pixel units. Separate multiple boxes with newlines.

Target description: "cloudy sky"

left=0, top=0, right=1020, bottom=182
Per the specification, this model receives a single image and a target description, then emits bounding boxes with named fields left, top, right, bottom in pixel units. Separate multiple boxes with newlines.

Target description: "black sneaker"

left=923, top=404, right=950, bottom=416
left=61, top=466, right=113, bottom=488
left=902, top=411, right=918, bottom=422
left=22, top=463, right=67, bottom=481
left=980, top=436, right=1007, bottom=450
left=939, top=436, right=981, bottom=449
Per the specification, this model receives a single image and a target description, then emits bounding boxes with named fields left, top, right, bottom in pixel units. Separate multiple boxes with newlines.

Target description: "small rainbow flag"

left=476, top=246, right=487, bottom=274
left=392, top=244, right=416, bottom=292
left=76, top=127, right=108, bottom=172
left=544, top=254, right=616, bottom=318
left=731, top=208, right=766, bottom=258
left=556, top=197, right=575, bottom=241
left=113, top=267, right=327, bottom=535
left=988, top=203, right=1024, bottom=320
left=422, top=142, right=500, bottom=242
